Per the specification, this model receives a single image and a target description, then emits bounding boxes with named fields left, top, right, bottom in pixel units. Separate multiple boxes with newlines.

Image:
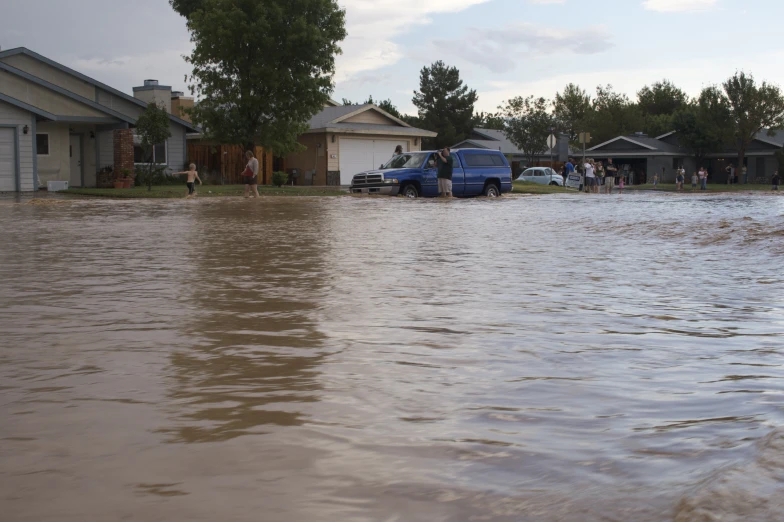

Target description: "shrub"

left=271, top=171, right=288, bottom=187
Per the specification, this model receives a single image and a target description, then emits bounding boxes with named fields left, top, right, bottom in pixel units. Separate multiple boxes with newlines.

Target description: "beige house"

left=0, top=47, right=199, bottom=191
left=285, top=101, right=436, bottom=185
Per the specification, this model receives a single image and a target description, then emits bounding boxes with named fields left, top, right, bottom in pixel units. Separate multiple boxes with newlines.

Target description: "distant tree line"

left=351, top=61, right=784, bottom=171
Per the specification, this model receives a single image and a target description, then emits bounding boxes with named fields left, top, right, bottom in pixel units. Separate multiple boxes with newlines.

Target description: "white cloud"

left=642, top=0, right=717, bottom=12
left=335, top=0, right=489, bottom=84
left=528, top=0, right=565, bottom=3
left=427, top=23, right=613, bottom=74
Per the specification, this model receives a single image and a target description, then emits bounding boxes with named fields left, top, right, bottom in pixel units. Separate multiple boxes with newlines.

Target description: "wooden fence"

left=187, top=142, right=274, bottom=185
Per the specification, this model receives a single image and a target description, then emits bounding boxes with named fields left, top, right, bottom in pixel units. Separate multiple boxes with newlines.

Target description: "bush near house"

left=272, top=171, right=288, bottom=187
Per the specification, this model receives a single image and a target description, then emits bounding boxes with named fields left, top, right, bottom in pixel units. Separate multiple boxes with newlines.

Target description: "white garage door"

left=339, top=138, right=406, bottom=185
left=0, top=128, right=16, bottom=192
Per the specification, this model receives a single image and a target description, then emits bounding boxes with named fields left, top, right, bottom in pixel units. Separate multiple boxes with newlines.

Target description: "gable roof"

left=307, top=103, right=435, bottom=136
left=588, top=135, right=685, bottom=154
left=470, top=128, right=505, bottom=141
left=0, top=47, right=199, bottom=132
left=453, top=128, right=575, bottom=156
left=657, top=129, right=784, bottom=149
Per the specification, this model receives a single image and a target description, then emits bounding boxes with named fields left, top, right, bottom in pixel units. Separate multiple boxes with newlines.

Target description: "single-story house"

left=284, top=101, right=437, bottom=185
left=452, top=128, right=571, bottom=168
left=586, top=130, right=783, bottom=184
left=0, top=47, right=200, bottom=191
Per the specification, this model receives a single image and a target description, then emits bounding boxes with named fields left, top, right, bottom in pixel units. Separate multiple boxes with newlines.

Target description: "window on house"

left=36, top=134, right=49, bottom=155
left=133, top=134, right=167, bottom=164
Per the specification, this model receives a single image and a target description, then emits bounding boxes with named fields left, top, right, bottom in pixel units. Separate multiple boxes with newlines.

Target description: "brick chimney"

left=133, top=79, right=172, bottom=113
left=171, top=91, right=194, bottom=122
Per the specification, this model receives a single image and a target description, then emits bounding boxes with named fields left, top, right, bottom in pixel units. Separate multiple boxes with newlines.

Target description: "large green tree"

left=637, top=80, right=688, bottom=139
left=171, top=0, right=347, bottom=154
left=134, top=102, right=172, bottom=191
left=472, top=111, right=506, bottom=131
left=721, top=71, right=784, bottom=182
left=554, top=83, right=591, bottom=145
left=585, top=85, right=643, bottom=145
left=671, top=88, right=732, bottom=169
left=412, top=61, right=478, bottom=149
left=499, top=96, right=554, bottom=167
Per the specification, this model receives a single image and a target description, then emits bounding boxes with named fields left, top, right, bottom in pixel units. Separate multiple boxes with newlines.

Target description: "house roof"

left=307, top=104, right=436, bottom=136
left=0, top=47, right=200, bottom=132
left=588, top=134, right=685, bottom=155
left=453, top=128, right=574, bottom=157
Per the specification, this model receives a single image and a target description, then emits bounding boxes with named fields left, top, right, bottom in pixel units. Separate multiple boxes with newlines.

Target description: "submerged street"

left=1, top=193, right=783, bottom=521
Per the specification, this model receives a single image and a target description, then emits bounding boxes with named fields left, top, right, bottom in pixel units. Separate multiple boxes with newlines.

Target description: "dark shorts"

left=186, top=182, right=195, bottom=194
left=244, top=176, right=258, bottom=185
left=586, top=177, right=596, bottom=186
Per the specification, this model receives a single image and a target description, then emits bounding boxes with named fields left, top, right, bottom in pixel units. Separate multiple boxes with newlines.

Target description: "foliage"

left=584, top=85, right=643, bottom=145
left=271, top=171, right=288, bottom=187
left=499, top=96, right=554, bottom=166
left=134, top=102, right=172, bottom=191
left=721, top=71, right=784, bottom=172
left=136, top=164, right=181, bottom=186
left=554, top=83, right=591, bottom=144
left=412, top=60, right=478, bottom=149
left=341, top=95, right=403, bottom=119
left=172, top=0, right=347, bottom=154
left=671, top=87, right=733, bottom=166
left=637, top=80, right=688, bottom=116
left=473, top=111, right=506, bottom=131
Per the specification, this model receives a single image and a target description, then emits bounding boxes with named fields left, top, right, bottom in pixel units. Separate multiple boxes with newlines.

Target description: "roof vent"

left=144, top=79, right=159, bottom=87
left=172, top=91, right=185, bottom=97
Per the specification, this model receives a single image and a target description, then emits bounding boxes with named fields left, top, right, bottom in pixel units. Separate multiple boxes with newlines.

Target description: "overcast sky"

left=2, top=0, right=783, bottom=115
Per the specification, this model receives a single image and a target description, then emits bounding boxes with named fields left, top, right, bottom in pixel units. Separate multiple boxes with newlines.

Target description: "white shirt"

left=248, top=157, right=259, bottom=176
left=584, top=163, right=595, bottom=178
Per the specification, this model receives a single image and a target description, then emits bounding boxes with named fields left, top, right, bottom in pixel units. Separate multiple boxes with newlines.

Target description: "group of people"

left=668, top=167, right=709, bottom=191
left=564, top=157, right=625, bottom=194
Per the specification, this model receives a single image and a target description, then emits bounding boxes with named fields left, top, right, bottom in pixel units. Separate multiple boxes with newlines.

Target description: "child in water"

left=173, top=163, right=202, bottom=198
left=653, top=173, right=659, bottom=188
left=618, top=177, right=625, bottom=194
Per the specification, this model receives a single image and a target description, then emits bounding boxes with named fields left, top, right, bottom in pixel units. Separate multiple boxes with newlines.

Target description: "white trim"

left=655, top=131, right=676, bottom=140
left=35, top=132, right=50, bottom=156
left=588, top=136, right=658, bottom=151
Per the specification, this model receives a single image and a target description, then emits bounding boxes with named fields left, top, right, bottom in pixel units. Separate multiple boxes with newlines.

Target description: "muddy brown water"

left=1, top=193, right=783, bottom=522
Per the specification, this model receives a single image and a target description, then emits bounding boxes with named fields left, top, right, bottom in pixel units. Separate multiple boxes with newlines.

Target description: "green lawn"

left=629, top=183, right=776, bottom=193
left=512, top=181, right=574, bottom=195
left=63, top=184, right=347, bottom=198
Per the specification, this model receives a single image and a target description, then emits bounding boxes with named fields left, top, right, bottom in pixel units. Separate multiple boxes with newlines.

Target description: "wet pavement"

left=1, top=193, right=783, bottom=521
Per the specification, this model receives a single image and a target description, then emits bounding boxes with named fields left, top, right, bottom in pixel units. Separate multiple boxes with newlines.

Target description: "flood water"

left=1, top=193, right=783, bottom=521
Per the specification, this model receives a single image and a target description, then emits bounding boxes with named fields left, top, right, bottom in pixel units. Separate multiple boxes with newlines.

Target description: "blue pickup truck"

left=350, top=149, right=513, bottom=198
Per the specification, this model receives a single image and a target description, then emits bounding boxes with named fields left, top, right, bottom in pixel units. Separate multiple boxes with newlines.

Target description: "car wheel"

left=483, top=184, right=500, bottom=197
left=401, top=184, right=419, bottom=199
left=549, top=181, right=558, bottom=186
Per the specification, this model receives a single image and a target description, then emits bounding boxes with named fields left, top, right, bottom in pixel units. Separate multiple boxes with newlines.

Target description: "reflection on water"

left=0, top=193, right=783, bottom=521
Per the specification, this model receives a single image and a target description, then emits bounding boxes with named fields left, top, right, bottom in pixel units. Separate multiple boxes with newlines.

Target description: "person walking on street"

left=436, top=147, right=454, bottom=198
left=699, top=167, right=708, bottom=190
left=242, top=150, right=260, bottom=198
left=772, top=171, right=780, bottom=191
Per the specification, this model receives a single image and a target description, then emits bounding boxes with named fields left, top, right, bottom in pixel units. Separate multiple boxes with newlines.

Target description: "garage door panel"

left=339, top=138, right=407, bottom=185
left=0, top=128, right=17, bottom=192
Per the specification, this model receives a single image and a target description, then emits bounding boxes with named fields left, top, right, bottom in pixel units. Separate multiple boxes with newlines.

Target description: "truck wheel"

left=483, top=183, right=500, bottom=197
left=549, top=181, right=558, bottom=186
left=401, top=184, right=419, bottom=199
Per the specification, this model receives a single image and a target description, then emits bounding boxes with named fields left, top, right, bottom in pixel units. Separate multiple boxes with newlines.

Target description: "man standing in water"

left=604, top=158, right=617, bottom=194
left=698, top=167, right=708, bottom=190
left=436, top=147, right=454, bottom=198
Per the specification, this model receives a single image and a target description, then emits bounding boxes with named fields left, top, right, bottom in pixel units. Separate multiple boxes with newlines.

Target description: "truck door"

left=422, top=154, right=439, bottom=197
left=450, top=153, right=465, bottom=196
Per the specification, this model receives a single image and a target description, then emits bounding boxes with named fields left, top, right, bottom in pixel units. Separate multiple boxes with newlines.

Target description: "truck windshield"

left=380, top=153, right=429, bottom=170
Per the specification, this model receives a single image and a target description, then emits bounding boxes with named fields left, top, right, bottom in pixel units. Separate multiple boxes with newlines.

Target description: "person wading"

left=604, top=158, right=617, bottom=194
left=436, top=147, right=454, bottom=198
left=242, top=150, right=260, bottom=198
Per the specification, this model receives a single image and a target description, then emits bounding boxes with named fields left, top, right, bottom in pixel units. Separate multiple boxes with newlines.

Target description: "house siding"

left=97, top=129, right=114, bottom=169
left=0, top=100, right=34, bottom=191
left=287, top=133, right=327, bottom=185
left=342, top=111, right=395, bottom=125
left=166, top=122, right=186, bottom=173
left=0, top=73, right=108, bottom=118
left=0, top=53, right=96, bottom=100
left=36, top=121, right=69, bottom=186
left=96, top=89, right=143, bottom=120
